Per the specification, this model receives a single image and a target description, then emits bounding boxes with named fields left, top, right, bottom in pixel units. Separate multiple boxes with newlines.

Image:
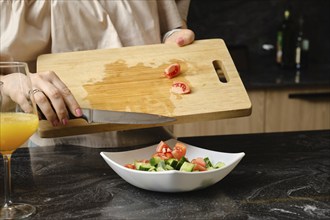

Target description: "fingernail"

left=75, top=108, right=83, bottom=117
left=62, top=118, right=68, bottom=125
left=176, top=37, right=184, bottom=46
left=52, top=119, right=60, bottom=127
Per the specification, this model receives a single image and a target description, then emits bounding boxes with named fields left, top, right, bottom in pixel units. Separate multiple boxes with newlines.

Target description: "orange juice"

left=0, top=112, right=39, bottom=155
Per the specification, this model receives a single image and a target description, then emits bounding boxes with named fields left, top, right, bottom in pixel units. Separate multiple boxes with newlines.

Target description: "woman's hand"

left=29, top=71, right=82, bottom=126
left=164, top=28, right=195, bottom=47
left=0, top=73, right=34, bottom=113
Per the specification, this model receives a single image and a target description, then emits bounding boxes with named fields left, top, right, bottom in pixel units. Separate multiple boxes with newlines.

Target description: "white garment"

left=0, top=0, right=190, bottom=147
left=1, top=0, right=190, bottom=72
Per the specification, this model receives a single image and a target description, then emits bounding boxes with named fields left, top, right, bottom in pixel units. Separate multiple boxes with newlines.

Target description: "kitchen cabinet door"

left=173, top=90, right=264, bottom=137
left=265, top=87, right=330, bottom=132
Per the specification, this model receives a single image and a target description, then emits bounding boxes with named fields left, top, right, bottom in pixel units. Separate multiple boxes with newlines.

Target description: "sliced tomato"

left=152, top=152, right=173, bottom=160
left=171, top=81, right=190, bottom=94
left=164, top=63, right=181, bottom=79
left=156, top=141, right=172, bottom=153
left=191, top=157, right=206, bottom=167
left=193, top=163, right=207, bottom=171
left=191, top=157, right=207, bottom=171
left=171, top=142, right=187, bottom=160
left=164, top=152, right=174, bottom=159
left=124, top=164, right=136, bottom=169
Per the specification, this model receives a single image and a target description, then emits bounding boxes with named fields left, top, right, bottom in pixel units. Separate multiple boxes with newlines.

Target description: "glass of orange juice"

left=0, top=62, right=39, bottom=219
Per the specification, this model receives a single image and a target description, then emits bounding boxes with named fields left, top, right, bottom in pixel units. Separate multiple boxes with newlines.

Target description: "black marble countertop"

left=1, top=130, right=329, bottom=219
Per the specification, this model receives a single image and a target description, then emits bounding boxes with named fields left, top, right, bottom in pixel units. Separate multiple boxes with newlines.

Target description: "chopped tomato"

left=171, top=142, right=187, bottom=160
left=171, top=81, right=190, bottom=94
left=153, top=143, right=174, bottom=159
left=152, top=152, right=173, bottom=160
left=165, top=152, right=174, bottom=159
left=156, top=141, right=172, bottom=153
left=124, top=164, right=136, bottom=169
left=191, top=157, right=206, bottom=167
left=193, top=163, right=207, bottom=171
left=164, top=63, right=181, bottom=79
left=191, top=157, right=207, bottom=171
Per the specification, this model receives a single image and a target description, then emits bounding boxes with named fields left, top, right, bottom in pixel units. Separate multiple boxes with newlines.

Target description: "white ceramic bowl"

left=100, top=139, right=245, bottom=192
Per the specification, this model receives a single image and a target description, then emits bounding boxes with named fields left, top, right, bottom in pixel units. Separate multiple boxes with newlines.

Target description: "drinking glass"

left=0, top=62, right=39, bottom=219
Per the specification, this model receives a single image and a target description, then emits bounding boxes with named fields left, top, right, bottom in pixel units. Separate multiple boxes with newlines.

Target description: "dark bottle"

left=295, top=16, right=309, bottom=70
left=276, top=9, right=296, bottom=69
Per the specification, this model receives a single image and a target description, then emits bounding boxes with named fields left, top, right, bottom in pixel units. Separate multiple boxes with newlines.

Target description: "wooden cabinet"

left=173, top=90, right=264, bottom=137
left=173, top=87, right=330, bottom=137
left=265, top=87, right=330, bottom=132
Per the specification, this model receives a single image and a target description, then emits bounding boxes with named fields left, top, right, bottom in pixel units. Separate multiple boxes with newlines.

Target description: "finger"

left=30, top=72, right=68, bottom=125
left=15, top=92, right=34, bottom=113
left=31, top=71, right=82, bottom=125
left=164, top=29, right=195, bottom=47
left=38, top=82, right=69, bottom=125
left=32, top=88, right=60, bottom=126
left=19, top=84, right=34, bottom=113
left=175, top=29, right=195, bottom=47
left=48, top=73, right=82, bottom=117
left=1, top=74, right=34, bottom=113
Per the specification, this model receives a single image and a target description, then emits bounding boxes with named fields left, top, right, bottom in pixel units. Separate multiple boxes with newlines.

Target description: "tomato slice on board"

left=164, top=63, right=181, bottom=79
left=171, top=81, right=190, bottom=94
left=171, top=142, right=187, bottom=160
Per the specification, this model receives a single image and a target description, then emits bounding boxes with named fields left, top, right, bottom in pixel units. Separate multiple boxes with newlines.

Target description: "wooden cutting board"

left=37, top=39, right=251, bottom=137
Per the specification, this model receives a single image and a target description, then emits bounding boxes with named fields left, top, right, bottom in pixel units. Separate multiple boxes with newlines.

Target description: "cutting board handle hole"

left=212, top=60, right=228, bottom=83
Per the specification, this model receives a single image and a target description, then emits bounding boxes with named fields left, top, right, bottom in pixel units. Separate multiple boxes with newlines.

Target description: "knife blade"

left=80, top=108, right=176, bottom=125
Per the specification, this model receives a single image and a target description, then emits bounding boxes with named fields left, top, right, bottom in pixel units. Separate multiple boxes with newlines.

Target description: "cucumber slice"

left=139, top=163, right=153, bottom=171
left=176, top=157, right=188, bottom=170
left=148, top=167, right=156, bottom=172
left=150, top=156, right=162, bottom=166
left=134, top=161, right=143, bottom=170
left=165, top=164, right=175, bottom=170
left=156, top=165, right=167, bottom=171
left=179, top=162, right=195, bottom=172
left=214, top=162, right=225, bottom=169
left=166, top=158, right=178, bottom=168
left=156, top=160, right=166, bottom=171
left=204, top=157, right=213, bottom=168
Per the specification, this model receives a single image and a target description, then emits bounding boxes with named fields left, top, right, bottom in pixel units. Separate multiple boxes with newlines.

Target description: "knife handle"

left=37, top=105, right=88, bottom=121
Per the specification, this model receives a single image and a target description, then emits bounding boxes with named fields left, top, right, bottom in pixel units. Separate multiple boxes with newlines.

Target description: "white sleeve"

left=0, top=1, right=51, bottom=72
left=176, top=0, right=191, bottom=21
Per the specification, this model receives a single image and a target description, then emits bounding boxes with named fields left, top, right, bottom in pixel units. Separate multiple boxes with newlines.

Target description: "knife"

left=80, top=108, right=176, bottom=125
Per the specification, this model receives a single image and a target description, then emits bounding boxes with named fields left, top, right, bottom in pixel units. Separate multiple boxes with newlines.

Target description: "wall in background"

left=187, top=0, right=330, bottom=73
